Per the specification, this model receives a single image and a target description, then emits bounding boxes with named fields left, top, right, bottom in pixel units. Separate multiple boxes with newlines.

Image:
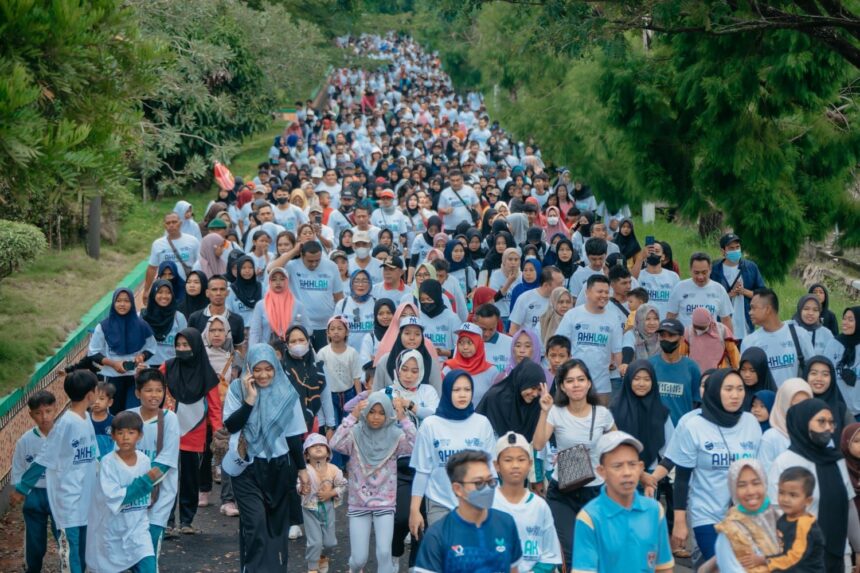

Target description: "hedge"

left=0, top=220, right=48, bottom=280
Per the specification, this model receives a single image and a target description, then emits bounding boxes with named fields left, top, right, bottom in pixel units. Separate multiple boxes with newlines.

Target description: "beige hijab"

left=538, top=287, right=572, bottom=349
left=769, top=378, right=813, bottom=437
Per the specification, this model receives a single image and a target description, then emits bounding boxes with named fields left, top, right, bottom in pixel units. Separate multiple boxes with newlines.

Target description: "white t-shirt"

left=485, top=332, right=514, bottom=374
left=12, top=428, right=47, bottom=489
left=569, top=267, right=603, bottom=300
left=555, top=306, right=623, bottom=393
left=670, top=412, right=762, bottom=527
left=510, top=289, right=550, bottom=331
left=287, top=258, right=344, bottom=330
left=371, top=208, right=410, bottom=242
left=668, top=279, right=733, bottom=327
left=317, top=345, right=364, bottom=393
left=826, top=340, right=860, bottom=414
left=721, top=264, right=748, bottom=339
left=410, top=414, right=496, bottom=509
left=439, top=185, right=479, bottom=230
left=85, top=451, right=154, bottom=573
left=148, top=234, right=200, bottom=280
left=127, top=407, right=180, bottom=528
left=336, top=296, right=377, bottom=351
left=420, top=309, right=462, bottom=353
left=636, top=268, right=680, bottom=319
left=36, top=410, right=98, bottom=529
left=348, top=256, right=384, bottom=285
left=546, top=405, right=615, bottom=487
left=489, top=270, right=521, bottom=318
left=493, top=491, right=563, bottom=571
left=757, top=428, right=789, bottom=473
left=741, top=323, right=814, bottom=387
left=272, top=204, right=308, bottom=234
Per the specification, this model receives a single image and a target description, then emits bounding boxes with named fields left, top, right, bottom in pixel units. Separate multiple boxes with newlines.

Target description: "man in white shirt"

left=438, top=170, right=478, bottom=233
left=474, top=304, right=513, bottom=374
left=287, top=241, right=344, bottom=349
left=145, top=212, right=200, bottom=303
left=637, top=241, right=680, bottom=318
left=315, top=168, right=343, bottom=209
left=570, top=238, right=608, bottom=303
left=667, top=252, right=733, bottom=331
left=370, top=188, right=409, bottom=246
left=509, top=266, right=564, bottom=334
left=348, top=230, right=383, bottom=284
left=742, top=288, right=815, bottom=387
left=350, top=204, right=381, bottom=246
left=271, top=186, right=308, bottom=234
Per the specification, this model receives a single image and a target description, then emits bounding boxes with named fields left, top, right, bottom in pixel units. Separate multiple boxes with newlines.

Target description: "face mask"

left=175, top=350, right=194, bottom=362
left=289, top=343, right=309, bottom=358
left=726, top=250, right=742, bottom=263
left=383, top=205, right=397, bottom=215
left=341, top=203, right=354, bottom=213
left=809, top=429, right=833, bottom=448
left=547, top=216, right=559, bottom=226
left=660, top=339, right=680, bottom=354
left=276, top=197, right=289, bottom=205
left=420, top=301, right=439, bottom=315
left=463, top=483, right=496, bottom=510
left=694, top=326, right=709, bottom=335
left=355, top=247, right=370, bottom=259
left=646, top=254, right=662, bottom=267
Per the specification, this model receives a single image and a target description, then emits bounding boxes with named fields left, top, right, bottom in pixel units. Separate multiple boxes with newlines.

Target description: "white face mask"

left=289, top=343, right=309, bottom=357
left=547, top=216, right=559, bottom=226
left=355, top=247, right=371, bottom=259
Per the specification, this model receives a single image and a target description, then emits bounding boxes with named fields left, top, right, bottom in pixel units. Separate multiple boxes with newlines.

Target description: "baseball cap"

left=352, top=230, right=372, bottom=245
left=595, top=431, right=643, bottom=462
left=719, top=233, right=741, bottom=249
left=455, top=322, right=483, bottom=337
left=399, top=316, right=423, bottom=330
left=383, top=255, right=404, bottom=270
left=206, top=218, right=228, bottom=229
left=340, top=188, right=356, bottom=201
left=329, top=250, right=348, bottom=261
left=657, top=318, right=684, bottom=336
left=378, top=188, right=395, bottom=199
left=308, top=204, right=323, bottom=214
left=495, top=432, right=533, bottom=460
left=311, top=166, right=324, bottom=178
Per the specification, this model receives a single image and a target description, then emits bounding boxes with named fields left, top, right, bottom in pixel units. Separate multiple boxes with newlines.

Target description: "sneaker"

left=289, top=525, right=303, bottom=540
left=318, top=556, right=330, bottom=573
left=220, top=502, right=240, bottom=517
left=198, top=491, right=210, bottom=507
left=164, top=527, right=179, bottom=539
left=391, top=556, right=400, bottom=573
left=213, top=466, right=222, bottom=484
left=179, top=524, right=198, bottom=535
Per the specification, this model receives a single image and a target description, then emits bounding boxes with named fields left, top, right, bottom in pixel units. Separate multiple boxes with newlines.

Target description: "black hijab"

left=739, top=347, right=778, bottom=410
left=165, top=327, right=220, bottom=404
left=480, top=209, right=498, bottom=239
left=422, top=215, right=443, bottom=245
left=836, top=307, right=860, bottom=385
left=804, top=355, right=849, bottom=438
left=480, top=230, right=515, bottom=274
left=338, top=228, right=355, bottom=255
left=552, top=237, right=576, bottom=278
left=141, top=280, right=178, bottom=342
left=786, top=398, right=847, bottom=557
left=701, top=368, right=744, bottom=428
left=419, top=279, right=445, bottom=318
left=230, top=255, right=263, bottom=310
left=809, top=283, right=839, bottom=336
left=373, top=298, right=396, bottom=341
left=281, top=324, right=326, bottom=428
left=225, top=249, right=244, bottom=283
left=178, top=271, right=209, bottom=319
left=612, top=219, right=641, bottom=261
left=610, top=360, right=670, bottom=467
left=476, top=358, right=544, bottom=441
left=385, top=322, right=434, bottom=387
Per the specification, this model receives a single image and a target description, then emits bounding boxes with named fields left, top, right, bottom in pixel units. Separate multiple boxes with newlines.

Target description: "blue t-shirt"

left=91, top=414, right=114, bottom=458
left=649, top=356, right=701, bottom=426
left=415, top=508, right=523, bottom=573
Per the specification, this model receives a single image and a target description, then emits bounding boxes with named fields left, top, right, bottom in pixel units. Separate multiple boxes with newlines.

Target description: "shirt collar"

left=597, top=486, right=646, bottom=517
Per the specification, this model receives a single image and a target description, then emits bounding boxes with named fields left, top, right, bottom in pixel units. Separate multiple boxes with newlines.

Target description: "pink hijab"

left=542, top=205, right=570, bottom=239
left=686, top=307, right=729, bottom=371
left=373, top=302, right=439, bottom=366
left=198, top=233, right=227, bottom=278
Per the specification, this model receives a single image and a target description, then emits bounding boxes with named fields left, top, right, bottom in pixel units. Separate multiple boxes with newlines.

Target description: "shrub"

left=0, top=220, right=48, bottom=280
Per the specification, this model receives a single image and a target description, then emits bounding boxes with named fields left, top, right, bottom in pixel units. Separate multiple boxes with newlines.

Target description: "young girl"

left=226, top=255, right=262, bottom=326
left=360, top=298, right=396, bottom=367
left=487, top=247, right=522, bottom=324
left=336, top=270, right=377, bottom=351
left=442, top=323, right=497, bottom=405
left=330, top=391, right=415, bottom=573
left=301, top=434, right=347, bottom=573
left=444, top=240, right=476, bottom=297
left=141, top=280, right=187, bottom=368
left=249, top=231, right=272, bottom=275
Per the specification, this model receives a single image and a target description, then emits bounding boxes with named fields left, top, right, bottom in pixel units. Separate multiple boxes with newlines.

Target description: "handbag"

left=555, top=406, right=596, bottom=493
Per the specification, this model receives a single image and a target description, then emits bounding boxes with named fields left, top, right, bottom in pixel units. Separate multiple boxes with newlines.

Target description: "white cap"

left=595, top=431, right=643, bottom=462
left=399, top=316, right=423, bottom=330
left=311, top=166, right=324, bottom=178
left=455, top=322, right=483, bottom=337
left=494, top=432, right=533, bottom=459
left=352, top=230, right=372, bottom=245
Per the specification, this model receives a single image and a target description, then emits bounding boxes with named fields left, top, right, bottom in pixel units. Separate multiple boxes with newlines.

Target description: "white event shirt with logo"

left=667, top=279, right=732, bottom=327
left=555, top=306, right=623, bottom=393
left=509, top=289, right=550, bottom=331
left=741, top=323, right=814, bottom=387
left=637, top=268, right=680, bottom=318
left=287, top=258, right=344, bottom=330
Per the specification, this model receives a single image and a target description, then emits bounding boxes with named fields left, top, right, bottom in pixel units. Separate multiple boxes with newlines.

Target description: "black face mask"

left=660, top=339, right=680, bottom=354
left=175, top=350, right=194, bottom=362
left=646, top=254, right=662, bottom=267
left=809, top=429, right=833, bottom=448
left=420, top=301, right=440, bottom=316
left=276, top=196, right=289, bottom=205
left=341, top=203, right=354, bottom=213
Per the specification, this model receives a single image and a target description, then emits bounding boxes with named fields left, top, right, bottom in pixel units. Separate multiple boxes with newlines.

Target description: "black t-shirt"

left=188, top=308, right=245, bottom=346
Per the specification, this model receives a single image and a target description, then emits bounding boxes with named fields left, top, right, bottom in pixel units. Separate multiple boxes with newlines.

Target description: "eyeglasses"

left=352, top=278, right=370, bottom=284
left=457, top=477, right=498, bottom=489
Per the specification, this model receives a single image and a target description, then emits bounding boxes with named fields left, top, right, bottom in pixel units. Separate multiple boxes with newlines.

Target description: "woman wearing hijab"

left=222, top=344, right=309, bottom=572
left=442, top=323, right=496, bottom=405
left=173, top=200, right=202, bottom=240
left=279, top=324, right=335, bottom=436
left=805, top=355, right=854, bottom=438
left=338, top=228, right=355, bottom=256
left=612, top=360, right=672, bottom=473
left=792, top=294, right=836, bottom=355
left=478, top=229, right=516, bottom=286
left=199, top=202, right=228, bottom=238
left=177, top=270, right=209, bottom=320
left=622, top=303, right=661, bottom=363
left=464, top=228, right=486, bottom=269
left=668, top=368, right=762, bottom=560
left=248, top=268, right=298, bottom=346
left=738, top=347, right=778, bottom=410
left=408, top=370, right=496, bottom=533
left=750, top=390, right=776, bottom=432
left=360, top=298, right=395, bottom=367
left=161, top=327, right=222, bottom=533
left=141, top=279, right=188, bottom=367
left=496, top=327, right=553, bottom=384
left=686, top=307, right=739, bottom=373
left=157, top=260, right=186, bottom=302
left=770, top=399, right=860, bottom=571
left=758, top=378, right=813, bottom=471
left=477, top=358, right=544, bottom=441
left=226, top=255, right=262, bottom=326
left=541, top=205, right=570, bottom=241
left=88, top=288, right=156, bottom=413
left=570, top=210, right=594, bottom=255
left=443, top=239, right=476, bottom=296
left=809, top=283, right=839, bottom=336
left=373, top=315, right=442, bottom=394
left=486, top=247, right=522, bottom=325
left=408, top=215, right=442, bottom=279
left=713, top=459, right=780, bottom=572
left=417, top=279, right=460, bottom=359
left=335, top=269, right=377, bottom=351
left=537, top=287, right=573, bottom=350
left=467, top=286, right=500, bottom=326
left=612, top=219, right=642, bottom=270
left=841, top=423, right=860, bottom=516
left=826, top=307, right=860, bottom=417
left=509, top=258, right=542, bottom=313
left=196, top=233, right=228, bottom=279
left=549, top=237, right=578, bottom=290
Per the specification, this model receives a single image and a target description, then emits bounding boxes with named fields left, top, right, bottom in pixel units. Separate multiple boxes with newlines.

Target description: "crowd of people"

left=9, top=32, right=860, bottom=573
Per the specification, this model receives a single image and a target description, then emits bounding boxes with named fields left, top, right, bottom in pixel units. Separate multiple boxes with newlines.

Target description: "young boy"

left=86, top=411, right=162, bottom=573
left=491, top=432, right=562, bottom=573
left=91, top=381, right=115, bottom=458
left=741, top=467, right=826, bottom=572
left=573, top=431, right=674, bottom=572
left=626, top=287, right=649, bottom=331
left=13, top=370, right=99, bottom=573
left=12, top=390, right=58, bottom=573
left=545, top=335, right=571, bottom=381
left=127, top=368, right=180, bottom=563
left=301, top=433, right=347, bottom=573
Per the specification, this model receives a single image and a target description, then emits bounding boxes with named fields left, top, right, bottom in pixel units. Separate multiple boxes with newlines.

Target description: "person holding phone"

left=307, top=205, right=335, bottom=251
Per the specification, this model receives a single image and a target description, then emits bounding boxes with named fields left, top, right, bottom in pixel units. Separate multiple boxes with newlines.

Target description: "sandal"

left=672, top=548, right=692, bottom=558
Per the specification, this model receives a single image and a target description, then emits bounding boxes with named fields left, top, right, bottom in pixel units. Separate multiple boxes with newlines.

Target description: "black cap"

left=719, top=233, right=741, bottom=249
left=340, top=188, right=356, bottom=200
left=383, top=255, right=404, bottom=270
left=657, top=318, right=685, bottom=336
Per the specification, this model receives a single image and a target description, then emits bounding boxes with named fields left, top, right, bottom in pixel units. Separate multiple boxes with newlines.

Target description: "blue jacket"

left=711, top=258, right=766, bottom=333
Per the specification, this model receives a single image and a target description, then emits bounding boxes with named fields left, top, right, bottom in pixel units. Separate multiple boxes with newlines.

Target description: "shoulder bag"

left=555, top=405, right=596, bottom=493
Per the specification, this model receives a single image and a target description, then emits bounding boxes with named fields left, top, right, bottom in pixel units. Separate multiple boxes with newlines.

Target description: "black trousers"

left=392, top=457, right=423, bottom=566
left=107, top=375, right=136, bottom=414
left=546, top=481, right=600, bottom=570
left=170, top=451, right=200, bottom=527
left=199, top=427, right=213, bottom=493
left=311, top=329, right=328, bottom=352
left=233, top=454, right=297, bottom=572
